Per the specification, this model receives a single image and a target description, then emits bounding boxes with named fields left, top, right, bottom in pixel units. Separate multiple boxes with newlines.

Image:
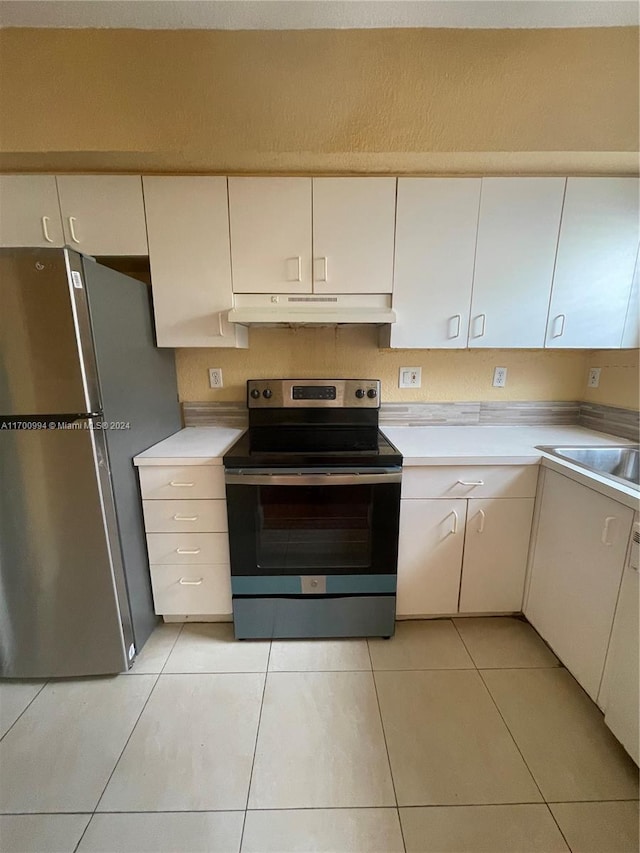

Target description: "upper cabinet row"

left=0, top=174, right=148, bottom=255
left=0, top=173, right=638, bottom=350
left=391, top=176, right=639, bottom=350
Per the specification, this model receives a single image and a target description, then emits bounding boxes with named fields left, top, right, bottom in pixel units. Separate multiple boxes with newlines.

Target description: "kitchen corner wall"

left=582, top=349, right=640, bottom=411
left=176, top=326, right=634, bottom=406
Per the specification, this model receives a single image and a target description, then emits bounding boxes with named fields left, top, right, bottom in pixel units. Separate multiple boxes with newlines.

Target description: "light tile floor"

left=0, top=617, right=637, bottom=853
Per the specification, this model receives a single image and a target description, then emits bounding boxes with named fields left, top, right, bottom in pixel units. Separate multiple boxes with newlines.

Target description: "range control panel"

left=247, top=379, right=381, bottom=409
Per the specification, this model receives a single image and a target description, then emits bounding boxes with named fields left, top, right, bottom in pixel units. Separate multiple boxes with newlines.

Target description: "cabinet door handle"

left=601, top=516, right=617, bottom=546
left=448, top=314, right=461, bottom=339
left=447, top=510, right=459, bottom=535
left=169, top=481, right=195, bottom=487
left=457, top=480, right=485, bottom=487
left=216, top=312, right=224, bottom=336
left=176, top=548, right=201, bottom=555
left=179, top=577, right=203, bottom=586
left=41, top=216, right=54, bottom=243
left=173, top=514, right=198, bottom=521
left=68, top=216, right=80, bottom=243
left=476, top=509, right=486, bottom=533
left=472, top=314, right=486, bottom=338
left=313, top=256, right=328, bottom=282
left=286, top=256, right=302, bottom=282
left=551, top=314, right=565, bottom=338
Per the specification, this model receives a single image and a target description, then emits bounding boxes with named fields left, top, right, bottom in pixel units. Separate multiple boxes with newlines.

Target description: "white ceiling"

left=0, top=0, right=638, bottom=30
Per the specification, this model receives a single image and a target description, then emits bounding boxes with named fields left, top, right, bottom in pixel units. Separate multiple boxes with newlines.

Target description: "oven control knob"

left=263, top=389, right=272, bottom=399
left=367, top=388, right=378, bottom=399
left=250, top=389, right=260, bottom=399
left=355, top=388, right=365, bottom=399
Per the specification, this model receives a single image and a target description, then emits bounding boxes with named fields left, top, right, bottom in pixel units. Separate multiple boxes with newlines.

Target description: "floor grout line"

left=0, top=680, right=48, bottom=744
left=72, top=666, right=166, bottom=852
left=367, top=638, right=407, bottom=853
left=238, top=640, right=272, bottom=853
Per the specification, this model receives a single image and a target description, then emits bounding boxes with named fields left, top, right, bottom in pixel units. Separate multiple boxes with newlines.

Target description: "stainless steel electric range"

left=223, top=379, right=402, bottom=640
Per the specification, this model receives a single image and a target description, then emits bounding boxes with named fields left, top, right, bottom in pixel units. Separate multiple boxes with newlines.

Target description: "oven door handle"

left=225, top=472, right=402, bottom=486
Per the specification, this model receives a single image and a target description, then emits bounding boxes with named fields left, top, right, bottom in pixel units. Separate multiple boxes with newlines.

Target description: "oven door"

left=225, top=469, right=401, bottom=578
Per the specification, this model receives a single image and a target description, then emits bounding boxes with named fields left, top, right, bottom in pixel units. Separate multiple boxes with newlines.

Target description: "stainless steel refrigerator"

left=0, top=248, right=181, bottom=677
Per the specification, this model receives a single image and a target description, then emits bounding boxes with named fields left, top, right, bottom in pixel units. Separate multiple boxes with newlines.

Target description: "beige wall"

left=2, top=26, right=637, bottom=411
left=177, top=327, right=591, bottom=403
left=583, top=349, right=640, bottom=410
left=0, top=27, right=637, bottom=174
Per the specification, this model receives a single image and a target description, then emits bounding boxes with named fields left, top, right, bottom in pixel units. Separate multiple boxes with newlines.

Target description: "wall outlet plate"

left=399, top=367, right=422, bottom=388
left=209, top=368, right=223, bottom=389
left=492, top=367, right=507, bottom=387
left=587, top=367, right=601, bottom=388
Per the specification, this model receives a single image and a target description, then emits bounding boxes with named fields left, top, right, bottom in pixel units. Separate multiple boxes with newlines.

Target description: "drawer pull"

left=176, top=548, right=201, bottom=555
left=169, top=481, right=195, bottom=487
left=457, top=480, right=485, bottom=487
left=179, top=577, right=203, bottom=586
left=476, top=509, right=486, bottom=534
left=601, top=516, right=617, bottom=546
left=173, top=514, right=198, bottom=521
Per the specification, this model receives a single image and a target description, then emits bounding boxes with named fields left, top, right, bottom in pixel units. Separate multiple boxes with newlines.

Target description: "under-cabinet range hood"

left=227, top=293, right=396, bottom=326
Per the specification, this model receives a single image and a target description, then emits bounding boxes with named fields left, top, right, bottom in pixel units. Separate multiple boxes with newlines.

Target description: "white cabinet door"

left=143, top=177, right=247, bottom=348
left=312, top=178, right=396, bottom=294
left=598, top=561, right=639, bottom=764
left=390, top=178, right=481, bottom=348
left=621, top=249, right=639, bottom=348
left=459, top=498, right=534, bottom=613
left=228, top=177, right=312, bottom=293
left=396, top=499, right=466, bottom=616
left=525, top=469, right=633, bottom=700
left=546, top=178, right=640, bottom=349
left=56, top=175, right=148, bottom=255
left=469, top=178, right=565, bottom=348
left=0, top=175, right=64, bottom=247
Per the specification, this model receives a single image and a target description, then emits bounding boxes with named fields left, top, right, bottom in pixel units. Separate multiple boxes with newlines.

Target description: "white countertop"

left=381, top=425, right=630, bottom=466
left=133, top=427, right=245, bottom=466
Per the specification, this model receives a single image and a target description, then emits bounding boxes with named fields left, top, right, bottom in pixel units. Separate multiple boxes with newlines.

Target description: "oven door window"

left=257, top=485, right=372, bottom=570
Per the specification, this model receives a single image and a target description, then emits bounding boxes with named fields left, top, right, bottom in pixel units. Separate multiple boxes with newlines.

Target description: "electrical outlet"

left=492, top=367, right=507, bottom=388
left=587, top=367, right=601, bottom=388
left=399, top=367, right=422, bottom=388
left=208, top=368, right=223, bottom=389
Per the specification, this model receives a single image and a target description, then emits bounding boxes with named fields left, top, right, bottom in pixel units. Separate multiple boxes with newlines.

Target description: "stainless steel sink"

left=537, top=445, right=639, bottom=491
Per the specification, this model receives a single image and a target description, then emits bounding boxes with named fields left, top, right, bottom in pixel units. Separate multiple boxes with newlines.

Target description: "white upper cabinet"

left=390, top=178, right=481, bottom=348
left=469, top=178, right=565, bottom=348
left=0, top=175, right=65, bottom=247
left=312, top=178, right=396, bottom=294
left=56, top=176, right=148, bottom=255
left=228, top=177, right=312, bottom=293
left=622, top=251, right=639, bottom=348
left=143, top=177, right=247, bottom=349
left=545, top=178, right=640, bottom=349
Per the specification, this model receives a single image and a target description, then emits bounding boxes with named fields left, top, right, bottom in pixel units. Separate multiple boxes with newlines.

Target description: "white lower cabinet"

left=459, top=498, right=535, bottom=613
left=138, top=464, right=232, bottom=619
left=524, top=469, right=633, bottom=701
left=598, top=553, right=639, bottom=764
left=396, top=466, right=536, bottom=618
left=397, top=499, right=467, bottom=616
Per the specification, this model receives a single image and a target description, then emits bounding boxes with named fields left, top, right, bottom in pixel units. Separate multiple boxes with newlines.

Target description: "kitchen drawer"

left=146, top=532, right=230, bottom=565
left=401, top=465, right=538, bottom=500
left=150, top=564, right=232, bottom=616
left=138, top=465, right=225, bottom=500
left=142, top=499, right=228, bottom=533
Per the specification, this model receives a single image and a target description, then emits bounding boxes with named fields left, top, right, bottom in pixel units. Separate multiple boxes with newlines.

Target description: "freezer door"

left=0, top=248, right=100, bottom=416
left=0, top=421, right=131, bottom=677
